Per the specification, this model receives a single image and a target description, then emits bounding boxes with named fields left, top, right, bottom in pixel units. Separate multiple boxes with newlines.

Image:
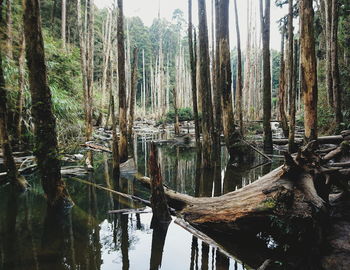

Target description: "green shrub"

left=165, top=107, right=194, bottom=123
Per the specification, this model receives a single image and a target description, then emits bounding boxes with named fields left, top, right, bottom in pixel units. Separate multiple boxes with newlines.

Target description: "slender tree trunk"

left=260, top=0, right=273, bottom=153
left=288, top=0, right=296, bottom=152
left=233, top=0, right=243, bottom=135
left=5, top=0, right=13, bottom=59
left=278, top=26, right=289, bottom=138
left=15, top=32, right=25, bottom=142
left=300, top=0, right=318, bottom=142
left=331, top=0, right=342, bottom=130
left=118, top=0, right=128, bottom=163
left=24, top=0, right=68, bottom=204
left=325, top=0, right=333, bottom=106
left=188, top=1, right=200, bottom=146
left=61, top=0, right=66, bottom=48
left=128, top=47, right=138, bottom=138
left=174, top=87, right=180, bottom=135
left=198, top=0, right=214, bottom=167
left=218, top=0, right=238, bottom=154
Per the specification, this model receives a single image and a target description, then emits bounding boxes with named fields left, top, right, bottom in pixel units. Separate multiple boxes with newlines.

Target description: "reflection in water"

left=0, top=132, right=285, bottom=270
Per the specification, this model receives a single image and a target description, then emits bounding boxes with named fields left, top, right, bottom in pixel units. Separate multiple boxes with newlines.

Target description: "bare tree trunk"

left=300, top=0, right=318, bottom=142
left=260, top=0, right=273, bottom=153
left=198, top=0, right=214, bottom=167
left=128, top=47, right=138, bottom=138
left=288, top=0, right=296, bottom=152
left=5, top=0, right=13, bottom=59
left=217, top=0, right=239, bottom=154
left=278, top=26, right=289, bottom=138
left=118, top=0, right=128, bottom=163
left=331, top=0, right=342, bottom=130
left=61, top=0, right=66, bottom=49
left=233, top=0, right=243, bottom=135
left=325, top=0, right=333, bottom=106
left=85, top=0, right=94, bottom=168
left=24, top=0, right=68, bottom=204
left=174, top=87, right=180, bottom=135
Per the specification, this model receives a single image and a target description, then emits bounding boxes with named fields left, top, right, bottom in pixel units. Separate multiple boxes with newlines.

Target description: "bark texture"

left=24, top=0, right=68, bottom=204
left=128, top=47, right=138, bottom=138
left=118, top=0, right=128, bottom=163
left=300, top=0, right=318, bottom=142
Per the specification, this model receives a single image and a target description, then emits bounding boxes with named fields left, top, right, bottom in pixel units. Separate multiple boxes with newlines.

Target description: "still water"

left=0, top=132, right=283, bottom=270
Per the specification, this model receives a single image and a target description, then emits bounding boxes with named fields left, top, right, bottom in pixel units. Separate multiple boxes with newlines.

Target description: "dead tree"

left=217, top=0, right=239, bottom=154
left=278, top=25, right=289, bottom=138
left=300, top=0, right=318, bottom=142
left=188, top=0, right=200, bottom=146
left=233, top=0, right=243, bottom=136
left=118, top=0, right=128, bottom=163
left=24, top=0, right=69, bottom=205
left=198, top=0, right=214, bottom=167
left=128, top=47, right=138, bottom=139
left=260, top=0, right=273, bottom=153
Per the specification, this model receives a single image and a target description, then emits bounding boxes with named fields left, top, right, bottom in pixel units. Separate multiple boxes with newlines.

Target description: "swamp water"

left=0, top=132, right=284, bottom=270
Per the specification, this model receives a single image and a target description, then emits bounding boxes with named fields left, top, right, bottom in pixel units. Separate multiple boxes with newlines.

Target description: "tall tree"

left=300, top=0, right=318, bottom=141
left=61, top=0, right=66, bottom=48
left=325, top=0, right=333, bottom=106
left=85, top=0, right=94, bottom=168
left=118, top=0, right=128, bottom=163
left=288, top=0, right=296, bottom=152
left=5, top=0, right=13, bottom=59
left=188, top=0, right=200, bottom=147
left=278, top=25, right=289, bottom=138
left=331, top=0, right=342, bottom=130
left=128, top=47, right=138, bottom=138
left=23, top=0, right=69, bottom=204
left=0, top=0, right=27, bottom=190
left=217, top=0, right=238, bottom=154
left=198, top=0, right=214, bottom=167
left=260, top=0, right=273, bottom=153
left=173, top=87, right=180, bottom=135
left=233, top=0, right=243, bottom=135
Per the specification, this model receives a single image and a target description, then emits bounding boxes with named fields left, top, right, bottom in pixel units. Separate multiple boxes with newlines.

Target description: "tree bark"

left=128, top=47, right=138, bottom=138
left=331, top=0, right=342, bottom=130
left=217, top=0, right=239, bottom=155
left=173, top=87, right=180, bottom=135
left=23, top=0, right=68, bottom=204
left=61, top=0, right=66, bottom=48
left=118, top=0, right=128, bottom=163
left=300, top=0, right=318, bottom=142
left=325, top=0, right=333, bottom=106
left=288, top=0, right=296, bottom=152
left=198, top=0, right=214, bottom=167
left=188, top=0, right=200, bottom=147
left=5, top=0, right=13, bottom=59
left=260, top=0, right=273, bottom=153
left=233, top=0, right=243, bottom=136
left=278, top=26, right=289, bottom=139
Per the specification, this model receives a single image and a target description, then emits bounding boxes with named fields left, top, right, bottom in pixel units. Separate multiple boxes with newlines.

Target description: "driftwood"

left=272, top=135, right=343, bottom=145
left=82, top=142, right=112, bottom=153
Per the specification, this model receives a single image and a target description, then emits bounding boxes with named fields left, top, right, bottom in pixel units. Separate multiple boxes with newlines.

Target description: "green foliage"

left=165, top=107, right=194, bottom=123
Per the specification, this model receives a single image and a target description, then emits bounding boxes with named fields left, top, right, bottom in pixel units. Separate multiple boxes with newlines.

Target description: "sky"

left=94, top=0, right=292, bottom=51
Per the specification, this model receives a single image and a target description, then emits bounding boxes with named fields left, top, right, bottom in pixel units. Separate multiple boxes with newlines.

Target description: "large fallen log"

left=272, top=135, right=343, bottom=145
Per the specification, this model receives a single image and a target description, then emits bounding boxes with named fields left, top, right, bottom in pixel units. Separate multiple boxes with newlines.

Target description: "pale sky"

left=95, top=0, right=293, bottom=51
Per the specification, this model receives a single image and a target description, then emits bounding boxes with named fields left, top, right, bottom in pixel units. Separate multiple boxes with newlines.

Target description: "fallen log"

left=272, top=135, right=343, bottom=146
left=81, top=142, right=112, bottom=153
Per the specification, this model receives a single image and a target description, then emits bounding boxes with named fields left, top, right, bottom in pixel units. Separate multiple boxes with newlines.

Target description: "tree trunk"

left=128, top=47, right=138, bottom=138
left=233, top=0, right=243, bottom=136
left=198, top=0, right=214, bottom=167
left=5, top=0, right=13, bottom=59
left=278, top=26, right=289, bottom=138
left=331, top=0, right=342, bottom=130
left=300, top=0, right=318, bottom=142
left=61, top=0, right=66, bottom=48
left=260, top=0, right=273, bottom=153
left=217, top=0, right=239, bottom=155
left=23, top=0, right=68, bottom=204
left=325, top=0, right=333, bottom=107
left=288, top=0, right=296, bottom=152
left=173, top=87, right=180, bottom=135
left=118, top=0, right=128, bottom=163
left=188, top=0, right=200, bottom=147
